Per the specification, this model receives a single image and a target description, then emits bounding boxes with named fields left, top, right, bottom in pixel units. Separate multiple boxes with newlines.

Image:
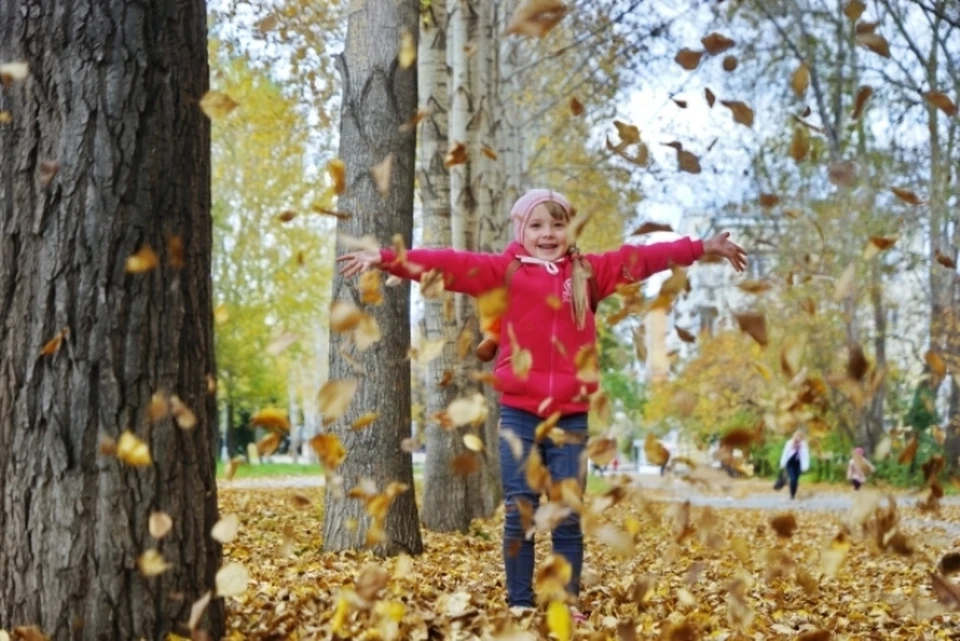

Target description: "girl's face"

left=522, top=204, right=569, bottom=261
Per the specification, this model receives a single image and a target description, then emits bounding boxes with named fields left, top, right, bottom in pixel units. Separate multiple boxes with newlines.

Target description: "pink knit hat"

left=854, top=447, right=864, bottom=455
left=510, top=189, right=573, bottom=241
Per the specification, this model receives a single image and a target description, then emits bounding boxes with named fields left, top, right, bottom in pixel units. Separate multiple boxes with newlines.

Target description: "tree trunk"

left=0, top=0, right=224, bottom=638
left=417, top=0, right=471, bottom=533
left=321, top=0, right=423, bottom=556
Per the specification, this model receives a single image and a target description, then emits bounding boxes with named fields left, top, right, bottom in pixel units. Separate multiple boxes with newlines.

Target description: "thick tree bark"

left=322, top=1, right=423, bottom=556
left=0, top=1, right=223, bottom=639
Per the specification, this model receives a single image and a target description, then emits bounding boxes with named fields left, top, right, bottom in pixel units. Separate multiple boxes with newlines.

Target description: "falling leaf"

left=256, top=432, right=281, bottom=457
left=898, top=436, right=918, bottom=465
left=505, top=0, right=569, bottom=39
left=891, top=187, right=924, bottom=205
left=211, top=513, right=239, bottom=544
left=546, top=601, right=571, bottom=641
left=370, top=153, right=395, bottom=197
left=266, top=332, right=299, bottom=356
left=864, top=235, right=898, bottom=259
left=790, top=125, right=809, bottom=162
left=644, top=433, right=669, bottom=466
left=828, top=160, right=858, bottom=186
left=851, top=85, right=873, bottom=120
left=822, top=531, right=851, bottom=579
left=447, top=393, right=488, bottom=427
left=0, top=111, right=12, bottom=124
left=125, top=245, right=159, bottom=274
left=166, top=234, right=184, bottom=269
left=199, top=91, right=238, bottom=119
left=738, top=280, right=772, bottom=294
left=672, top=98, right=688, bottom=109
left=613, top=120, right=641, bottom=145
left=251, top=407, right=290, bottom=432
left=674, top=49, right=703, bottom=70
left=149, top=512, right=173, bottom=539
left=310, top=433, right=347, bottom=469
left=676, top=326, right=696, bottom=343
left=463, top=433, right=484, bottom=452
left=586, top=436, right=617, bottom=467
left=770, top=513, right=798, bottom=538
left=923, top=91, right=958, bottom=117
left=856, top=33, right=891, bottom=58
left=677, top=149, right=701, bottom=174
left=0, top=61, right=29, bottom=85
left=451, top=451, right=481, bottom=476
left=720, top=428, right=756, bottom=449
left=276, top=210, right=296, bottom=223
left=834, top=262, right=856, bottom=300
left=39, top=327, right=69, bottom=357
left=758, top=193, right=781, bottom=208
left=351, top=412, right=378, bottom=430
left=398, top=30, right=416, bottom=69
left=722, top=55, right=738, bottom=72
left=935, top=250, right=956, bottom=268
left=116, top=431, right=152, bottom=467
left=444, top=142, right=468, bottom=168
left=138, top=549, right=171, bottom=577
left=38, top=160, right=59, bottom=188
left=317, top=379, right=358, bottom=425
left=187, top=590, right=213, bottom=631
left=733, top=311, right=768, bottom=346
left=721, top=100, right=754, bottom=127
left=215, top=562, right=249, bottom=597
left=791, top=64, right=810, bottom=97
left=569, top=96, right=585, bottom=116
left=844, top=0, right=866, bottom=20
left=256, top=14, right=278, bottom=35
left=705, top=88, right=716, bottom=107
left=630, top=221, right=673, bottom=236
left=167, top=395, right=196, bottom=430
left=480, top=143, right=498, bottom=160
left=327, top=158, right=347, bottom=195
left=701, top=32, right=735, bottom=55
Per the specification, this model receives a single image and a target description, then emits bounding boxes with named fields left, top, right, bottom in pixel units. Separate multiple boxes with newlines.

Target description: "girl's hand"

left=703, top=232, right=747, bottom=272
left=336, top=248, right=382, bottom=278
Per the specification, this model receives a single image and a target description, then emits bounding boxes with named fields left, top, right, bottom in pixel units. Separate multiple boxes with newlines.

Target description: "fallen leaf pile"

left=207, top=482, right=959, bottom=640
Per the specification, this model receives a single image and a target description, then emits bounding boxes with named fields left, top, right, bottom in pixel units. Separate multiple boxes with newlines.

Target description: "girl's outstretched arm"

left=587, top=232, right=747, bottom=300
left=337, top=246, right=508, bottom=296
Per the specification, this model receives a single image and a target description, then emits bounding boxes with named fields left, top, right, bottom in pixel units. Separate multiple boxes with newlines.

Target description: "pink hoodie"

left=379, top=238, right=703, bottom=417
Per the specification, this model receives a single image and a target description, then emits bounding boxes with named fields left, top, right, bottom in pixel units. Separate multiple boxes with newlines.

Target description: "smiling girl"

left=337, top=188, right=746, bottom=618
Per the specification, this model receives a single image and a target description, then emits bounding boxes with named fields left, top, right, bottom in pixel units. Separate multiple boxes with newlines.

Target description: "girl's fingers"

left=335, top=254, right=353, bottom=262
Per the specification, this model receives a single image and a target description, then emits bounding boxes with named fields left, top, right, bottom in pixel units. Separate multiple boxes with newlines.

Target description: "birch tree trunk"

left=321, top=0, right=423, bottom=556
left=418, top=0, right=473, bottom=533
left=0, top=0, right=224, bottom=638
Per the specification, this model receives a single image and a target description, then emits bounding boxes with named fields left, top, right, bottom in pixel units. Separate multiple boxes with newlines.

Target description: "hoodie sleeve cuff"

left=691, top=239, right=704, bottom=260
left=379, top=249, right=396, bottom=267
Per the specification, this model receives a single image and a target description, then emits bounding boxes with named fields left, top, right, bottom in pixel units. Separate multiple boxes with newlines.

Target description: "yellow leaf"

left=215, top=562, right=249, bottom=597
left=834, top=263, right=855, bottom=301
left=327, top=158, right=347, bottom=195
left=125, top=245, right=159, bottom=273
left=317, top=379, right=358, bottom=425
left=398, top=30, right=416, bottom=69
left=137, top=549, right=171, bottom=577
left=481, top=143, right=498, bottom=160
left=199, top=91, right=238, bottom=119
left=0, top=61, right=30, bottom=84
left=149, top=512, right=173, bottom=539
left=926, top=351, right=947, bottom=377
left=170, top=395, right=196, bottom=430
left=351, top=411, right=379, bottom=430
left=546, top=601, right=572, bottom=641
left=214, top=304, right=229, bottom=325
left=791, top=63, right=810, bottom=97
left=447, top=392, right=488, bottom=427
left=117, top=430, right=152, bottom=467
left=844, top=0, right=865, bottom=20
left=310, top=432, right=347, bottom=469
left=256, top=431, right=281, bottom=457
left=586, top=436, right=617, bottom=467
left=370, top=153, right=394, bottom=197
left=251, top=407, right=290, bottom=432
left=463, top=433, right=484, bottom=452
left=613, top=120, right=641, bottom=145
left=856, top=32, right=891, bottom=58
left=644, top=433, right=669, bottom=466
left=330, top=592, right=351, bottom=634
left=39, top=327, right=69, bottom=357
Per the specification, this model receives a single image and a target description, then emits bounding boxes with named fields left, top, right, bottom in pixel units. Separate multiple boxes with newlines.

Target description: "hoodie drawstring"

left=518, top=255, right=563, bottom=275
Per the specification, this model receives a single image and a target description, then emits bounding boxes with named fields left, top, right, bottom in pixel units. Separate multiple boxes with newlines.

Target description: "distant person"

left=778, top=430, right=810, bottom=499
left=612, top=458, right=619, bottom=474
left=338, top=187, right=746, bottom=619
left=846, top=447, right=874, bottom=491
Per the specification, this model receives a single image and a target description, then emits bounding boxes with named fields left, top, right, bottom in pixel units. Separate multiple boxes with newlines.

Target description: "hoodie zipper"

left=547, top=265, right=561, bottom=408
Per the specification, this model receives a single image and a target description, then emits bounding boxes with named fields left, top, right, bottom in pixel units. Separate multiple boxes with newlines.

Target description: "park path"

left=218, top=473, right=960, bottom=538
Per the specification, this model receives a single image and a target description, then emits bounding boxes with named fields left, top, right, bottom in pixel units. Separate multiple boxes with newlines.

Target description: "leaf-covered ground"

left=220, top=479, right=960, bottom=640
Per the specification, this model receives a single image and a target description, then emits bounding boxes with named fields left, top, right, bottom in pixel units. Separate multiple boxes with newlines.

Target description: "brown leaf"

left=327, top=158, right=346, bottom=195
left=770, top=513, right=798, bottom=538
left=722, top=55, right=738, bottom=72
left=674, top=48, right=703, bottom=70
left=644, top=433, right=670, bottom=466
left=677, top=150, right=701, bottom=174
left=926, top=351, right=947, bottom=377
left=790, top=125, right=809, bottom=162
left=851, top=85, right=873, bottom=120
left=370, top=153, right=394, bottom=196
left=891, top=186, right=925, bottom=205
left=451, top=451, right=481, bottom=476
left=721, top=100, right=754, bottom=127
left=844, top=0, right=865, bottom=20
left=614, top=120, right=641, bottom=145
left=705, top=87, right=716, bottom=107
left=828, top=160, right=858, bottom=186
left=733, top=311, right=768, bottom=346
left=898, top=436, right=918, bottom=465
left=481, top=143, right=498, bottom=160
left=317, top=379, right=358, bottom=425
left=701, top=32, right=735, bottom=55
left=256, top=14, right=278, bottom=35
left=569, top=96, right=585, bottom=116
left=309, top=432, right=346, bottom=469
left=738, top=280, right=772, bottom=294
left=630, top=221, right=673, bottom=236
left=939, top=552, right=960, bottom=576
left=847, top=343, right=868, bottom=381
left=923, top=91, right=958, bottom=117
left=672, top=99, right=688, bottom=109
left=38, top=160, right=59, bottom=188
left=676, top=326, right=696, bottom=343
left=720, top=428, right=756, bottom=449
left=39, top=327, right=69, bottom=357
left=856, top=33, right=891, bottom=58
left=505, top=0, right=569, bottom=39
left=586, top=436, right=617, bottom=467
left=935, top=249, right=956, bottom=269
left=797, top=632, right=832, bottom=641
left=444, top=142, right=468, bottom=168
left=856, top=20, right=879, bottom=34
left=791, top=64, right=810, bottom=97
left=758, top=193, right=781, bottom=208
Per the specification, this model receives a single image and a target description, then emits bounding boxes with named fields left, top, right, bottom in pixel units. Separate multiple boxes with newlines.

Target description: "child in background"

left=337, top=188, right=747, bottom=618
left=847, top=447, right=874, bottom=490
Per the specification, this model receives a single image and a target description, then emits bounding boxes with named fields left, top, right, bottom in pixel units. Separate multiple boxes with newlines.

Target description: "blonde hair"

left=542, top=201, right=592, bottom=330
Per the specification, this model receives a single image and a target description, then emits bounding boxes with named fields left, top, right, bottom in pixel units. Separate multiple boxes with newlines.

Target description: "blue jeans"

left=498, top=406, right=587, bottom=607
